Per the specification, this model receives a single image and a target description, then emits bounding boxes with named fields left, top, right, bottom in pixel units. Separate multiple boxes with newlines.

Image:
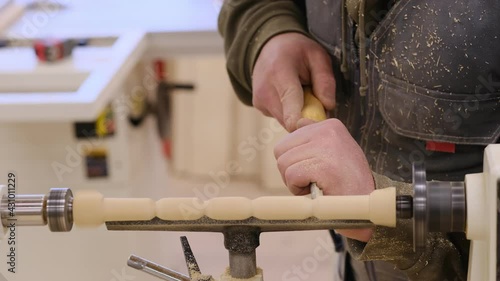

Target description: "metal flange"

left=412, top=163, right=466, bottom=252
left=47, top=188, right=73, bottom=232
left=412, top=163, right=428, bottom=252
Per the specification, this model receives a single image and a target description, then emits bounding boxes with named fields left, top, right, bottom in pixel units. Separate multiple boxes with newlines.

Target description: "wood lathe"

left=0, top=143, right=498, bottom=281
left=0, top=91, right=497, bottom=280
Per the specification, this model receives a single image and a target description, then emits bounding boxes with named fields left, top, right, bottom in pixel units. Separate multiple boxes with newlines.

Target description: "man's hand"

left=274, top=119, right=376, bottom=242
left=252, top=33, right=336, bottom=132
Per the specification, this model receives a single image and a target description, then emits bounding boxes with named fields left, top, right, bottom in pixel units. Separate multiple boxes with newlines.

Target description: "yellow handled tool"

left=301, top=87, right=327, bottom=122
left=301, top=87, right=327, bottom=198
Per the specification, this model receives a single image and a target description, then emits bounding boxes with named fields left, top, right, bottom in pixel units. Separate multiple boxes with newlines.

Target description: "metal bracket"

left=127, top=236, right=214, bottom=281
left=181, top=236, right=214, bottom=281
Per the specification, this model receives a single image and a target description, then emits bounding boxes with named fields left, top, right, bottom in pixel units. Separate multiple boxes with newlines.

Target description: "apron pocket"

left=379, top=73, right=500, bottom=145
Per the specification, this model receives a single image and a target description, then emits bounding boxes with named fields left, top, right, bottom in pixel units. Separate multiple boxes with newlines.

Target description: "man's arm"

left=274, top=120, right=467, bottom=281
left=219, top=0, right=336, bottom=131
left=219, top=2, right=467, bottom=280
left=218, top=0, right=309, bottom=106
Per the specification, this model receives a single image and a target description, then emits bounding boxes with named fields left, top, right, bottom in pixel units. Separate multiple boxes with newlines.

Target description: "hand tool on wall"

left=128, top=60, right=194, bottom=159
left=154, top=60, right=194, bottom=159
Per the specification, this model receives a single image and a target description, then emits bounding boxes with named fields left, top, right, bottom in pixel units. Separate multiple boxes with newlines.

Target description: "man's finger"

left=266, top=93, right=285, bottom=127
left=252, top=82, right=286, bottom=127
left=308, top=51, right=336, bottom=110
left=274, top=70, right=304, bottom=132
left=284, top=160, right=315, bottom=195
left=273, top=120, right=327, bottom=159
left=296, top=117, right=316, bottom=129
left=274, top=128, right=310, bottom=159
left=276, top=142, right=312, bottom=178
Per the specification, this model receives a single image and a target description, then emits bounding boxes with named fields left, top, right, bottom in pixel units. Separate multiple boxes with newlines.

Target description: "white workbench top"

left=0, top=0, right=224, bottom=121
left=5, top=0, right=224, bottom=53
left=7, top=0, right=220, bottom=37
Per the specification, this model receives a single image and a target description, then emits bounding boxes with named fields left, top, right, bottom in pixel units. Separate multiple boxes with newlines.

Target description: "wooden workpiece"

left=72, top=188, right=396, bottom=228
left=73, top=190, right=105, bottom=227
left=74, top=89, right=398, bottom=229
left=313, top=187, right=396, bottom=227
left=205, top=197, right=252, bottom=220
left=156, top=198, right=206, bottom=220
left=103, top=198, right=156, bottom=221
left=252, top=196, right=313, bottom=220
left=73, top=190, right=156, bottom=227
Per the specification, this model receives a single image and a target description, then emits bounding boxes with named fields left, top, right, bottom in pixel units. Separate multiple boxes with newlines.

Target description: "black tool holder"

left=129, top=80, right=195, bottom=141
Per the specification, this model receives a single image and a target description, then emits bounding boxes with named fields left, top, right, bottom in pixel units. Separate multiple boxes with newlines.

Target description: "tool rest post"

left=223, top=227, right=260, bottom=279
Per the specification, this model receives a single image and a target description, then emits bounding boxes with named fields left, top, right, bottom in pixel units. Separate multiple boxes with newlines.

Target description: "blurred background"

left=0, top=1, right=335, bottom=280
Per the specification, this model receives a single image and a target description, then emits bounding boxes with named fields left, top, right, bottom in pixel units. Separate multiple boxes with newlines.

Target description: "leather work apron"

left=305, top=0, right=500, bottom=280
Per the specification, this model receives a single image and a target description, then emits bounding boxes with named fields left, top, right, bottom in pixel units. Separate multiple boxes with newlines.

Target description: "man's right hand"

left=252, top=33, right=336, bottom=132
